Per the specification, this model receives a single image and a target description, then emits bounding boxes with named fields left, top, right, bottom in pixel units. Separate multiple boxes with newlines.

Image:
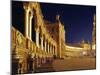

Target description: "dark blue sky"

left=12, top=1, right=96, bottom=44
left=40, top=3, right=96, bottom=44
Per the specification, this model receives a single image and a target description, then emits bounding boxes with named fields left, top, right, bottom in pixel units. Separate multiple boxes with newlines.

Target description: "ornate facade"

left=12, top=2, right=65, bottom=74
left=44, top=15, right=66, bottom=58
left=12, top=2, right=96, bottom=74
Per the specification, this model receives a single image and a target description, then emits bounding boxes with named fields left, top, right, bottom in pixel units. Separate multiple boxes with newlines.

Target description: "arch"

left=46, top=40, right=48, bottom=53
left=43, top=35, right=45, bottom=50
left=32, top=11, right=36, bottom=42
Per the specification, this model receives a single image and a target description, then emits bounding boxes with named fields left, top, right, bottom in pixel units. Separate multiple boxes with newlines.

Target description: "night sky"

left=12, top=1, right=96, bottom=44
left=40, top=3, right=96, bottom=44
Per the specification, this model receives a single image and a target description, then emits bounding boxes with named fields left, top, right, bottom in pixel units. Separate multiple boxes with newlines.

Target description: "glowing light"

left=92, top=44, right=96, bottom=50
left=82, top=51, right=87, bottom=55
left=66, top=45, right=83, bottom=50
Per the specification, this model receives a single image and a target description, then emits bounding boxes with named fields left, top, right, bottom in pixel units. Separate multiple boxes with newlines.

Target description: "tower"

left=92, top=14, right=96, bottom=50
left=55, top=14, right=66, bottom=58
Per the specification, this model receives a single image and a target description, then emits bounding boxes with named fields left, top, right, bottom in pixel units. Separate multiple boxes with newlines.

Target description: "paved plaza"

left=35, top=57, right=96, bottom=73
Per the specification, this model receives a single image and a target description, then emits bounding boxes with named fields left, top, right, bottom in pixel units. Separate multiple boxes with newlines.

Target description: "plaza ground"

left=35, top=57, right=96, bottom=73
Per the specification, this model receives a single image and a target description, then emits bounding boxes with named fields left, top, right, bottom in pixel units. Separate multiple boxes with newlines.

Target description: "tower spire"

left=56, top=14, right=60, bottom=22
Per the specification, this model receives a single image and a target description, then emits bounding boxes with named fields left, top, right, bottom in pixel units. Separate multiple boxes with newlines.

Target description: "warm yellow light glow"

left=66, top=45, right=83, bottom=50
left=92, top=44, right=96, bottom=50
left=82, top=51, right=87, bottom=55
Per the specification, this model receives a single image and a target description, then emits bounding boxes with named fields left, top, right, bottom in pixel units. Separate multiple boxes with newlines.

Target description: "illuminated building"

left=65, top=45, right=83, bottom=57
left=12, top=2, right=65, bottom=74
left=92, top=15, right=96, bottom=50
left=65, top=17, right=96, bottom=57
left=91, top=14, right=96, bottom=56
left=44, top=15, right=66, bottom=58
left=65, top=40, right=91, bottom=57
left=12, top=2, right=96, bottom=74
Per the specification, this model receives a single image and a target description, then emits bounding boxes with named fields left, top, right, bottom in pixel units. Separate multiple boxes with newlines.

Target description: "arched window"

left=32, top=13, right=36, bottom=42
left=43, top=35, right=45, bottom=50
left=46, top=41, right=48, bottom=52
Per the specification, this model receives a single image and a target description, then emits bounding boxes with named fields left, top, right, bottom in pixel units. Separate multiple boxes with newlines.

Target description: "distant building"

left=92, top=15, right=96, bottom=50
left=81, top=40, right=91, bottom=51
left=65, top=45, right=83, bottom=57
left=91, top=15, right=96, bottom=56
left=65, top=15, right=96, bottom=57
left=65, top=41, right=91, bottom=57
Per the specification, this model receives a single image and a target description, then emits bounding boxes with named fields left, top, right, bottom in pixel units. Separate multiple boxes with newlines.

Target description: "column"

left=48, top=42, right=49, bottom=53
left=45, top=39, right=47, bottom=52
left=24, top=6, right=30, bottom=38
left=36, top=30, right=39, bottom=48
left=29, top=11, right=33, bottom=40
left=43, top=36, right=45, bottom=51
left=41, top=36, right=43, bottom=50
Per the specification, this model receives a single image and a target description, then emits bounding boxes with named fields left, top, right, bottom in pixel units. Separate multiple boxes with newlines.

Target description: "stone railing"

left=11, top=27, right=53, bottom=58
